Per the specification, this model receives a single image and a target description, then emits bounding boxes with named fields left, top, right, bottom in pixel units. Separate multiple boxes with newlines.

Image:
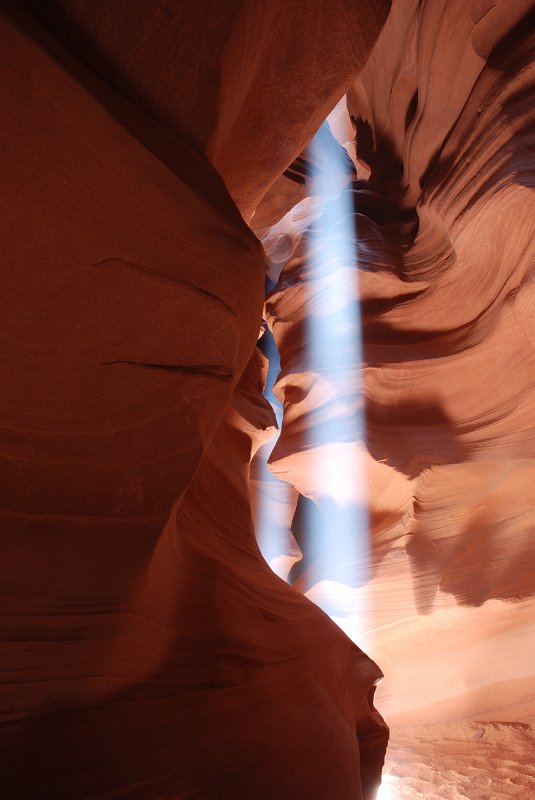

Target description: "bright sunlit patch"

left=268, top=554, right=300, bottom=580
left=376, top=774, right=397, bottom=800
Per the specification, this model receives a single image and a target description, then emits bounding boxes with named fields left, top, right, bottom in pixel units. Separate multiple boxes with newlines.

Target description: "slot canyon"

left=1, top=1, right=534, bottom=798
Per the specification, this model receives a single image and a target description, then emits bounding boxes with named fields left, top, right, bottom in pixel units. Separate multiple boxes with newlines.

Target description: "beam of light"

left=303, top=118, right=370, bottom=644
left=254, top=112, right=370, bottom=644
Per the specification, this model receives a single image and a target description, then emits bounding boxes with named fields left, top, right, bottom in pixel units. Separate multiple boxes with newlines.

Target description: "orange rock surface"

left=258, top=1, right=534, bottom=796
left=1, top=0, right=534, bottom=797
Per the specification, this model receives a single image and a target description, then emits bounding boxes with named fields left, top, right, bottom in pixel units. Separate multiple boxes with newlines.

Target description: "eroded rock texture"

left=0, top=1, right=391, bottom=798
left=384, top=722, right=535, bottom=799
left=259, top=1, right=535, bottom=795
left=2, top=0, right=534, bottom=796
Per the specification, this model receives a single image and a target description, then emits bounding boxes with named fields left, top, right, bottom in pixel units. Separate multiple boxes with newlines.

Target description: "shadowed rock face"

left=21, top=0, right=392, bottom=219
left=0, top=1, right=391, bottom=798
left=2, top=347, right=388, bottom=799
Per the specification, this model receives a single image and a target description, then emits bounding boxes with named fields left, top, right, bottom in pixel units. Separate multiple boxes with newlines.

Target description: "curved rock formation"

left=1, top=1, right=391, bottom=798
left=21, top=0, right=391, bottom=218
left=263, top=0, right=535, bottom=755
left=3, top=0, right=534, bottom=796
left=3, top=346, right=388, bottom=798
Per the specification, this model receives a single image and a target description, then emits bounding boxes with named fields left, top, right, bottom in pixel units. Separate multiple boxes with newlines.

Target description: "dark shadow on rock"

left=352, top=117, right=405, bottom=195
left=439, top=510, right=535, bottom=606
left=366, top=397, right=466, bottom=479
left=404, top=89, right=419, bottom=131
left=287, top=494, right=330, bottom=585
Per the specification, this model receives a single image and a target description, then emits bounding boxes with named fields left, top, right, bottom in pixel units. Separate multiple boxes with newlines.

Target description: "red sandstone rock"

left=0, top=1, right=391, bottom=797
left=3, top=0, right=534, bottom=796
left=22, top=0, right=392, bottom=218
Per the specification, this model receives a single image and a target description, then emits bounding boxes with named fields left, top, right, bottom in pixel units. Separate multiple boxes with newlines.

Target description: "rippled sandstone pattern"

left=0, top=1, right=391, bottom=798
left=263, top=2, right=535, bottom=788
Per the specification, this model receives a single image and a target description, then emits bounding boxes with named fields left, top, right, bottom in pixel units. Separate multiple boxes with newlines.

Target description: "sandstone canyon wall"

left=1, top=1, right=391, bottom=798
left=1, top=0, right=534, bottom=798
left=257, top=1, right=535, bottom=796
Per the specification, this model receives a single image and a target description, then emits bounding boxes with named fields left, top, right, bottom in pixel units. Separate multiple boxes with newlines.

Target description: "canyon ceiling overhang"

left=1, top=1, right=534, bottom=799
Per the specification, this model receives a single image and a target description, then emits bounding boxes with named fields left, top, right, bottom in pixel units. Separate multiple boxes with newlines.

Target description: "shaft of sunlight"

left=305, top=119, right=370, bottom=644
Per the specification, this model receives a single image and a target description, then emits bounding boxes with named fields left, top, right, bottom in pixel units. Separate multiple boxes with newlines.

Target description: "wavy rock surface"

left=3, top=0, right=534, bottom=796
left=264, top=0, right=535, bottom=759
left=0, top=1, right=391, bottom=798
